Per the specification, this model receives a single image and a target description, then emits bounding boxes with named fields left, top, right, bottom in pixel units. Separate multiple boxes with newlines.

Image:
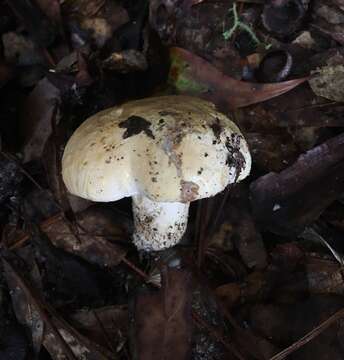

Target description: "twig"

left=223, top=3, right=260, bottom=44
left=121, top=257, right=159, bottom=287
left=269, top=307, right=344, bottom=360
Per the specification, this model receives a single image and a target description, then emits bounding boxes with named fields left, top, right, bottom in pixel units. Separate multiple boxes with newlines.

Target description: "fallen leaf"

left=250, top=133, right=344, bottom=235
left=40, top=208, right=128, bottom=268
left=42, top=121, right=92, bottom=213
left=4, top=247, right=45, bottom=356
left=133, top=268, right=193, bottom=360
left=103, top=50, right=148, bottom=73
left=6, top=0, right=56, bottom=48
left=0, top=61, right=13, bottom=88
left=309, top=64, right=344, bottom=102
left=3, top=255, right=117, bottom=360
left=36, top=0, right=62, bottom=26
left=2, top=32, right=44, bottom=66
left=168, top=47, right=308, bottom=109
left=21, top=78, right=60, bottom=163
left=62, top=0, right=106, bottom=18
left=70, top=305, right=128, bottom=349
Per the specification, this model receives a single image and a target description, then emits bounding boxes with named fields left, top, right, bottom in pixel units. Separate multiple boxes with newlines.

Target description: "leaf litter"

left=0, top=0, right=344, bottom=359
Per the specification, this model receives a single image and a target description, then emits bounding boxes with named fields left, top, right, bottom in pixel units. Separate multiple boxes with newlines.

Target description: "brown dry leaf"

left=42, top=121, right=91, bottom=213
left=62, top=0, right=129, bottom=44
left=133, top=268, right=193, bottom=360
left=245, top=132, right=299, bottom=172
left=62, top=0, right=106, bottom=18
left=215, top=283, right=241, bottom=308
left=309, top=64, right=344, bottom=102
left=4, top=248, right=45, bottom=356
left=41, top=208, right=128, bottom=267
left=103, top=50, right=148, bottom=73
left=6, top=0, right=56, bottom=48
left=250, top=133, right=344, bottom=236
left=3, top=256, right=117, bottom=360
left=2, top=32, right=44, bottom=66
left=250, top=296, right=344, bottom=359
left=21, top=78, right=60, bottom=163
left=36, top=0, right=62, bottom=26
left=216, top=271, right=268, bottom=308
left=169, top=47, right=308, bottom=109
left=0, top=61, right=12, bottom=88
left=312, top=0, right=344, bottom=45
left=305, top=256, right=344, bottom=295
left=70, top=305, right=128, bottom=349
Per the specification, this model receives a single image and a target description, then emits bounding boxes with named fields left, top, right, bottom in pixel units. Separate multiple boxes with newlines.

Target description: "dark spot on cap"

left=119, top=116, right=155, bottom=139
left=225, top=134, right=246, bottom=181
left=152, top=177, right=157, bottom=182
left=204, top=152, right=208, bottom=157
left=210, top=118, right=222, bottom=139
left=159, top=110, right=178, bottom=116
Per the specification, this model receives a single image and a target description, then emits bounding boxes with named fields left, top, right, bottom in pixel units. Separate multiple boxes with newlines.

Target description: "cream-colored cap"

left=62, top=95, right=251, bottom=203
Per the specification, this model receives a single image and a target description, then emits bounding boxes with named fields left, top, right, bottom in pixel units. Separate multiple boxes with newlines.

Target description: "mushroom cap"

left=62, top=95, right=251, bottom=203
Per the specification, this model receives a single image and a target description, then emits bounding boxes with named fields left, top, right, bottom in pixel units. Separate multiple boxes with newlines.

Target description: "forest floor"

left=0, top=0, right=344, bottom=359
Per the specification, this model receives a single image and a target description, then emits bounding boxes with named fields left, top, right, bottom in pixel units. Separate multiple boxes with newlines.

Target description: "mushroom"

left=62, top=96, right=251, bottom=251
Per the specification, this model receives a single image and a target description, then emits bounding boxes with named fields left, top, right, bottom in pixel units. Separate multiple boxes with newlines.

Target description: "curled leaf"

left=169, top=47, right=308, bottom=109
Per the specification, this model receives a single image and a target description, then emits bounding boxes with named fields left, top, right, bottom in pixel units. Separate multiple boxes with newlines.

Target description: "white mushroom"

left=62, top=96, right=251, bottom=251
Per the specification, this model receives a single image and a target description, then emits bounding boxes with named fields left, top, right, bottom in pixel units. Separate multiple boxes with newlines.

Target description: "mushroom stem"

left=132, top=195, right=189, bottom=251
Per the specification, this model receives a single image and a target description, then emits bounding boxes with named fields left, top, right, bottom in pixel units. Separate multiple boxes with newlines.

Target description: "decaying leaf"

left=215, top=271, right=269, bottom=308
left=70, top=305, right=128, bottom=349
left=6, top=0, right=57, bottom=48
left=311, top=0, right=344, bottom=44
left=103, top=50, right=148, bottom=73
left=35, top=0, right=62, bottom=26
left=133, top=268, right=193, bottom=360
left=0, top=61, right=13, bottom=88
left=250, top=133, right=344, bottom=235
left=62, top=0, right=129, bottom=48
left=168, top=47, right=308, bottom=109
left=4, top=248, right=45, bottom=356
left=21, top=78, right=60, bottom=162
left=42, top=124, right=92, bottom=213
left=206, top=185, right=267, bottom=269
left=40, top=207, right=129, bottom=268
left=309, top=64, right=344, bottom=102
left=2, top=32, right=44, bottom=66
left=3, top=256, right=117, bottom=360
left=249, top=295, right=344, bottom=360
left=305, top=256, right=344, bottom=295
